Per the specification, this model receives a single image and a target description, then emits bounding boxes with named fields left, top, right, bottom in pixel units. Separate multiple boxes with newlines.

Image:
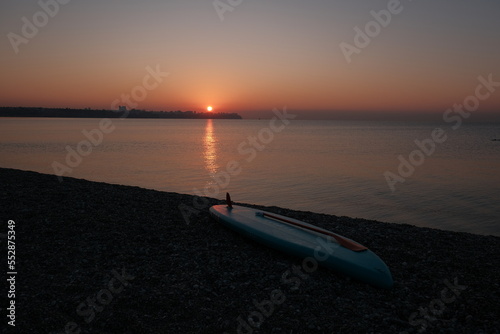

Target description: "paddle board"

left=210, top=203, right=393, bottom=289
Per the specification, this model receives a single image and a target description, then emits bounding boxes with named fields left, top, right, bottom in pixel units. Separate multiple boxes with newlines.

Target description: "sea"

left=1, top=117, right=499, bottom=236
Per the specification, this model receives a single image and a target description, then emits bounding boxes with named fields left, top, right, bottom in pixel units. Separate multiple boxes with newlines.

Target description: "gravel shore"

left=1, top=168, right=499, bottom=333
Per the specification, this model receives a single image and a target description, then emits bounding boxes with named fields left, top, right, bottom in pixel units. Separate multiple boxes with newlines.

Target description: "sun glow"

left=207, top=106, right=213, bottom=112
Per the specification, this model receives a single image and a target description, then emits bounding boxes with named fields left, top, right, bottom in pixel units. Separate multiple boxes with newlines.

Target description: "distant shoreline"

left=0, top=107, right=242, bottom=120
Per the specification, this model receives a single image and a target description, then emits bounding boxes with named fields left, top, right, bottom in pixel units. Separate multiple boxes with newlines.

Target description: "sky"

left=1, top=0, right=499, bottom=120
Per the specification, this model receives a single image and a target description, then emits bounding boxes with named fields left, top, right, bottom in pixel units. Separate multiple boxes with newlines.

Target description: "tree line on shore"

left=0, top=107, right=242, bottom=119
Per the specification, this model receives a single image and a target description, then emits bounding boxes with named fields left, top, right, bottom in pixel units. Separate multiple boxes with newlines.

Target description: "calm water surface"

left=1, top=118, right=499, bottom=236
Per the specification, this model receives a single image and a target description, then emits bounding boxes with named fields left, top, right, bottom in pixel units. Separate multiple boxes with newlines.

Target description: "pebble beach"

left=1, top=167, right=499, bottom=333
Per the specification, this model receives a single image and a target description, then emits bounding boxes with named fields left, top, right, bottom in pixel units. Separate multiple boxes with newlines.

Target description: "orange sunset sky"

left=1, top=1, right=499, bottom=120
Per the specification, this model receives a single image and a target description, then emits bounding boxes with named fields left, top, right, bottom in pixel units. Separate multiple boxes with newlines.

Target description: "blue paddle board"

left=210, top=204, right=393, bottom=289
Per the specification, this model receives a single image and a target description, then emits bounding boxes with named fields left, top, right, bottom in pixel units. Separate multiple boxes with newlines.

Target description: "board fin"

left=226, top=192, right=233, bottom=209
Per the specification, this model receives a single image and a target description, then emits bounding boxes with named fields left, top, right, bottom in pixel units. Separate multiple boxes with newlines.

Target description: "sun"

left=207, top=106, right=213, bottom=112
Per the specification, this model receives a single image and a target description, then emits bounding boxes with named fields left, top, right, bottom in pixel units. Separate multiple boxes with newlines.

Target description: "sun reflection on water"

left=203, top=119, right=219, bottom=175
